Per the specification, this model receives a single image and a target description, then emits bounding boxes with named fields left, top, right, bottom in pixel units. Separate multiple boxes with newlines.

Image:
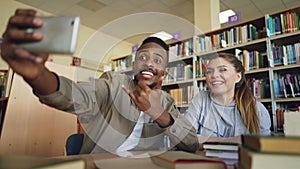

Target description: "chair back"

left=65, top=133, right=84, bottom=155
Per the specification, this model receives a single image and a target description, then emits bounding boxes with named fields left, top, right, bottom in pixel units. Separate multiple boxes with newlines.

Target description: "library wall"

left=0, top=62, right=78, bottom=156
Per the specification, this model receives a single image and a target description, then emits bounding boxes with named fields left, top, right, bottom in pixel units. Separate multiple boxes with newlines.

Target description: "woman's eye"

left=219, top=68, right=227, bottom=72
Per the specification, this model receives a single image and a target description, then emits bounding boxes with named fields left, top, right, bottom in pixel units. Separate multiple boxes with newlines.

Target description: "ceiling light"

left=150, top=31, right=173, bottom=41
left=219, top=9, right=235, bottom=24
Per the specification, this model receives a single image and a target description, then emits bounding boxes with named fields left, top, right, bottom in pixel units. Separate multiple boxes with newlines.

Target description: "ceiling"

left=16, top=0, right=300, bottom=45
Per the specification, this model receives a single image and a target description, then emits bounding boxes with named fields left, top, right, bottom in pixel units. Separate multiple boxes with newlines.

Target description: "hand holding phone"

left=18, top=16, right=80, bottom=54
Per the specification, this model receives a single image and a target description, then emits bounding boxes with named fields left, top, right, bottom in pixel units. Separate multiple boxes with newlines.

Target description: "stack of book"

left=201, top=140, right=240, bottom=167
left=238, top=135, right=300, bottom=169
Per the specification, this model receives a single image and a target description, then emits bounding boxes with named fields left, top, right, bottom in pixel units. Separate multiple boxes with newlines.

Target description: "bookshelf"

left=110, top=6, right=300, bottom=133
left=0, top=68, right=13, bottom=137
left=111, top=54, right=133, bottom=73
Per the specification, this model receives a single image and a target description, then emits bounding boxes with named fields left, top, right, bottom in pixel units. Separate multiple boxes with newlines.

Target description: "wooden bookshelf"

left=0, top=67, right=14, bottom=138
left=0, top=97, right=8, bottom=137
left=110, top=5, right=300, bottom=133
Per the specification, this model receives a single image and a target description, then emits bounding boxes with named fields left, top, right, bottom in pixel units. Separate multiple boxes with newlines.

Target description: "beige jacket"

left=37, top=71, right=199, bottom=153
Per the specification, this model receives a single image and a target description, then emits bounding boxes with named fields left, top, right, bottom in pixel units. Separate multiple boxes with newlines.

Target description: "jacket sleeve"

left=162, top=92, right=199, bottom=152
left=167, top=114, right=199, bottom=152
left=35, top=72, right=111, bottom=117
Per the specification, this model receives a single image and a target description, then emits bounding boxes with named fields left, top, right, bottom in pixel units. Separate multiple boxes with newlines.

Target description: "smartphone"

left=18, top=16, right=80, bottom=54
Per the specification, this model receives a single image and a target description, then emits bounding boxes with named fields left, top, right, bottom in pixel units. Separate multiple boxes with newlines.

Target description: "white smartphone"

left=18, top=16, right=80, bottom=54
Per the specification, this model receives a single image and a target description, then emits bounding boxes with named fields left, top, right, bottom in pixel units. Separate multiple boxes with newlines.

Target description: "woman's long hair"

left=217, top=53, right=260, bottom=134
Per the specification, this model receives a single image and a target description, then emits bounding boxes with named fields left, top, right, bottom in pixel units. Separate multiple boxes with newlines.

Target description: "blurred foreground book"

left=0, top=155, right=86, bottom=169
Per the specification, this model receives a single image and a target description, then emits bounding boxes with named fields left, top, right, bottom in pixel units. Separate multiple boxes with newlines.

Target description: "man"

left=1, top=9, right=198, bottom=154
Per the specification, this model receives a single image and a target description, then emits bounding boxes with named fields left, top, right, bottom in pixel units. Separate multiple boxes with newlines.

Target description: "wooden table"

left=57, top=151, right=236, bottom=169
left=56, top=153, right=117, bottom=169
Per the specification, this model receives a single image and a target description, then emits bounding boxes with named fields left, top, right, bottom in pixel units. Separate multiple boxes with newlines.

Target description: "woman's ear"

left=236, top=72, right=242, bottom=83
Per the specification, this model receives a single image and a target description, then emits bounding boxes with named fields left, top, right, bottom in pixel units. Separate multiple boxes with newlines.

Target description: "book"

left=205, top=150, right=238, bottom=166
left=203, top=143, right=239, bottom=151
left=202, top=141, right=240, bottom=151
left=94, top=155, right=165, bottom=169
left=242, top=135, right=300, bottom=154
left=238, top=146, right=300, bottom=169
left=276, top=109, right=284, bottom=132
left=205, top=150, right=238, bottom=159
left=0, top=155, right=86, bottom=169
left=284, top=111, right=300, bottom=137
left=150, top=151, right=227, bottom=169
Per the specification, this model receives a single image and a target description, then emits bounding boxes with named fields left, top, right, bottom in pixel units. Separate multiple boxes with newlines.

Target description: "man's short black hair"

left=140, top=36, right=169, bottom=51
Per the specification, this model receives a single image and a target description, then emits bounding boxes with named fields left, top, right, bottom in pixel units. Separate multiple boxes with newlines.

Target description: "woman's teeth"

left=212, top=81, right=223, bottom=85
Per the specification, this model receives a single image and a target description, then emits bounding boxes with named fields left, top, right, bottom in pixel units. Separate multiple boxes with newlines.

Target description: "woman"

left=185, top=53, right=271, bottom=140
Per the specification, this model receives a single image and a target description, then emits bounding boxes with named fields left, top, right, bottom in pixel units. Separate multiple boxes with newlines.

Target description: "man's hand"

left=122, top=76, right=164, bottom=116
left=1, top=9, right=49, bottom=81
left=1, top=9, right=58, bottom=95
left=122, top=75, right=174, bottom=127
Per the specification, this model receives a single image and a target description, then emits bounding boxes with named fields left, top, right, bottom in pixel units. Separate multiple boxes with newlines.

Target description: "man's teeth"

left=142, top=71, right=154, bottom=76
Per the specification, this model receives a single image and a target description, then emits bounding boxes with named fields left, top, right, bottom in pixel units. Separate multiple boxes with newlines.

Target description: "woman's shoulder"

left=255, top=101, right=266, bottom=108
left=255, top=101, right=269, bottom=113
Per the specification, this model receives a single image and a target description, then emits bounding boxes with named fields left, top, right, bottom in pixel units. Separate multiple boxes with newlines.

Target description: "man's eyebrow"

left=138, top=49, right=165, bottom=58
left=153, top=52, right=164, bottom=58
left=138, top=49, right=148, bottom=53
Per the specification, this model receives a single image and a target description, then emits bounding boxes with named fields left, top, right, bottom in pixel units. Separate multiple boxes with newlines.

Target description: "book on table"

left=0, top=155, right=86, bottom=169
left=94, top=155, right=165, bottom=169
left=204, top=150, right=238, bottom=166
left=238, top=146, right=300, bottom=169
left=205, top=150, right=238, bottom=159
left=242, top=134, right=300, bottom=154
left=150, top=150, right=227, bottom=169
left=201, top=138, right=240, bottom=151
left=202, top=142, right=239, bottom=151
